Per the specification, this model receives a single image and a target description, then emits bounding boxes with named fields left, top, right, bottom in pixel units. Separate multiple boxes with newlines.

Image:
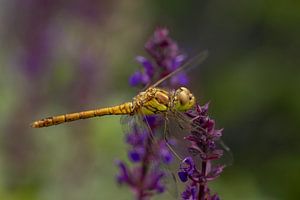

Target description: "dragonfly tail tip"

left=30, top=121, right=39, bottom=128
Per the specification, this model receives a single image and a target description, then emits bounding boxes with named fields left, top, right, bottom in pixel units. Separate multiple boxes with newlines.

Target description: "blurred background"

left=0, top=0, right=299, bottom=199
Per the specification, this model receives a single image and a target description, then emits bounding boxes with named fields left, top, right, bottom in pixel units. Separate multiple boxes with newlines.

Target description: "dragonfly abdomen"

left=31, top=102, right=133, bottom=128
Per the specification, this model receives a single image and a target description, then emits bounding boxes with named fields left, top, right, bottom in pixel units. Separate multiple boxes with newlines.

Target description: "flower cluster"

left=116, top=27, right=187, bottom=199
left=129, top=27, right=188, bottom=88
left=178, top=103, right=226, bottom=200
left=116, top=125, right=172, bottom=199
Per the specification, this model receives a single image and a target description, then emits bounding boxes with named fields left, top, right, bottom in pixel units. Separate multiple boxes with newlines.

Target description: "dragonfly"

left=31, top=51, right=231, bottom=197
left=30, top=51, right=232, bottom=163
left=31, top=52, right=208, bottom=129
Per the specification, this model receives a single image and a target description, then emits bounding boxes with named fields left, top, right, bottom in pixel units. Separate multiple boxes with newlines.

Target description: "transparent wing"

left=165, top=111, right=233, bottom=168
left=150, top=50, right=208, bottom=88
left=120, top=113, right=179, bottom=198
left=120, top=114, right=148, bottom=136
left=140, top=50, right=208, bottom=91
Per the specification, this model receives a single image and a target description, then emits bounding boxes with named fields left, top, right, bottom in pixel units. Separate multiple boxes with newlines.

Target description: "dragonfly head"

left=173, top=87, right=196, bottom=111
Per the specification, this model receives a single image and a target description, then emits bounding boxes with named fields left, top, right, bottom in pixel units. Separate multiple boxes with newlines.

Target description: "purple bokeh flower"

left=129, top=27, right=188, bottom=88
left=178, top=103, right=226, bottom=199
left=181, top=184, right=197, bottom=200
left=116, top=125, right=172, bottom=199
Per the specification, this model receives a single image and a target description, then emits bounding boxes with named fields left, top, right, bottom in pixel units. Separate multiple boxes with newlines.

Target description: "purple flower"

left=116, top=160, right=132, bottom=185
left=178, top=103, right=228, bottom=199
left=117, top=115, right=174, bottom=199
left=158, top=141, right=173, bottom=164
left=116, top=126, right=170, bottom=199
left=116, top=160, right=166, bottom=196
left=136, top=56, right=155, bottom=77
left=129, top=71, right=151, bottom=86
left=144, top=170, right=166, bottom=193
left=178, top=157, right=198, bottom=183
left=129, top=27, right=188, bottom=88
left=181, top=184, right=197, bottom=200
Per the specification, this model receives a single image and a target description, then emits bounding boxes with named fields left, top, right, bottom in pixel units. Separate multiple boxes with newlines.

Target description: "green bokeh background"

left=0, top=0, right=299, bottom=199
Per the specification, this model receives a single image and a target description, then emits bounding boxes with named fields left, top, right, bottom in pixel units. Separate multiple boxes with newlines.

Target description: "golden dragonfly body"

left=31, top=86, right=195, bottom=128
left=31, top=51, right=208, bottom=128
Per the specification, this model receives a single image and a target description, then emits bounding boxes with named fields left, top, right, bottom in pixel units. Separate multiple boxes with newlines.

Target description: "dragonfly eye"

left=174, top=87, right=196, bottom=111
left=178, top=92, right=189, bottom=105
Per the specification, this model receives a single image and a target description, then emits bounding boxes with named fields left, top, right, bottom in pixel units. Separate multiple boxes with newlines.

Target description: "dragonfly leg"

left=141, top=115, right=155, bottom=142
left=163, top=115, right=182, bottom=161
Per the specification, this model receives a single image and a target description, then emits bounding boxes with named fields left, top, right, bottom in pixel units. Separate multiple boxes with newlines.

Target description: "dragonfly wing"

left=120, top=113, right=179, bottom=198
left=120, top=114, right=146, bottom=135
left=164, top=112, right=193, bottom=159
left=159, top=162, right=179, bottom=199
left=142, top=114, right=181, bottom=199
left=150, top=50, right=208, bottom=88
left=166, top=111, right=233, bottom=167
left=215, top=139, right=234, bottom=167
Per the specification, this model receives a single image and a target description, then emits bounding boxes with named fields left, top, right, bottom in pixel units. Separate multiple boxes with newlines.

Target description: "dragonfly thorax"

left=132, top=87, right=171, bottom=115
